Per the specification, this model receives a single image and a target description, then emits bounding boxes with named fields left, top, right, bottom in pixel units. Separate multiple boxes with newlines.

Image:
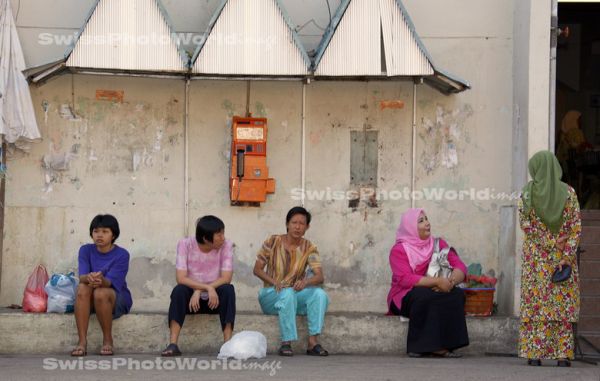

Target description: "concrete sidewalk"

left=0, top=354, right=598, bottom=381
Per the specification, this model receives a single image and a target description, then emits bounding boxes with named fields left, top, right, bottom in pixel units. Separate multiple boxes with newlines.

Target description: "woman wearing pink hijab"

left=388, top=208, right=469, bottom=357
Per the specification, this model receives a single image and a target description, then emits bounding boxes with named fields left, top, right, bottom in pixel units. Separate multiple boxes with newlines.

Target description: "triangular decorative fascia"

left=191, top=0, right=310, bottom=76
left=65, top=0, right=187, bottom=72
left=314, top=0, right=469, bottom=93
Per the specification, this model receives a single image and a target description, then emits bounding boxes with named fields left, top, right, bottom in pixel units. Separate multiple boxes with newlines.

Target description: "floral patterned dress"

left=518, top=186, right=581, bottom=360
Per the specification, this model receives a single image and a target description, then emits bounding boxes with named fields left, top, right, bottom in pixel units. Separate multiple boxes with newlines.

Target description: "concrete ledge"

left=0, top=309, right=518, bottom=355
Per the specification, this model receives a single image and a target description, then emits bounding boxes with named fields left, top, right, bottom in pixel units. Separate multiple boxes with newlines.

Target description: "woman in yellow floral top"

left=518, top=150, right=581, bottom=367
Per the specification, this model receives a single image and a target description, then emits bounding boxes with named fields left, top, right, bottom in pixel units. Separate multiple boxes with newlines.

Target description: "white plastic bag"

left=45, top=272, right=78, bottom=313
left=217, top=331, right=267, bottom=360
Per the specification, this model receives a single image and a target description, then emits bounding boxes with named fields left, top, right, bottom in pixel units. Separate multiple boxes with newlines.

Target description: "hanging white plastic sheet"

left=0, top=0, right=41, bottom=150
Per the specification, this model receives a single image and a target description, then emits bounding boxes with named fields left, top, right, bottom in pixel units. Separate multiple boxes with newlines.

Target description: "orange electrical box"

left=230, top=116, right=275, bottom=204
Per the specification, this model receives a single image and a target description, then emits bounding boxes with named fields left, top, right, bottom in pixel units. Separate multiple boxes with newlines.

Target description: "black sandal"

left=306, top=344, right=329, bottom=356
left=557, top=359, right=571, bottom=367
left=527, top=359, right=542, bottom=366
left=161, top=343, right=182, bottom=357
left=278, top=344, right=293, bottom=356
left=431, top=351, right=462, bottom=358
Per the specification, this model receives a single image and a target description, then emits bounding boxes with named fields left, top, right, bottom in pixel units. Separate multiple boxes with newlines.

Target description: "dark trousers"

left=394, top=287, right=469, bottom=354
left=168, top=284, right=236, bottom=331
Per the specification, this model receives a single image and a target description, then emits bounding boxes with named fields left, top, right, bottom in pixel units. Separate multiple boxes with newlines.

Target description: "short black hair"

left=89, top=214, right=120, bottom=243
left=196, top=215, right=225, bottom=244
left=285, top=206, right=311, bottom=226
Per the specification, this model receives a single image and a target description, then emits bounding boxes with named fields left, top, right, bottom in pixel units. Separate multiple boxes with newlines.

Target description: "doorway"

left=556, top=1, right=600, bottom=210
left=557, top=0, right=600, bottom=357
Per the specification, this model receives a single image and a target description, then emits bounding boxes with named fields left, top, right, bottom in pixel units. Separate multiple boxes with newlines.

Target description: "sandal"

left=70, top=346, right=87, bottom=357
left=161, top=343, right=182, bottom=357
left=278, top=344, right=293, bottom=357
left=527, top=359, right=542, bottom=366
left=557, top=359, right=571, bottom=367
left=306, top=344, right=329, bottom=356
left=100, top=344, right=114, bottom=356
left=431, top=350, right=462, bottom=358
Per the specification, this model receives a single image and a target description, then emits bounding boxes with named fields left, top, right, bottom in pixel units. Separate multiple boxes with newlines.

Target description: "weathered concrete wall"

left=1, top=76, right=513, bottom=313
left=2, top=0, right=524, bottom=314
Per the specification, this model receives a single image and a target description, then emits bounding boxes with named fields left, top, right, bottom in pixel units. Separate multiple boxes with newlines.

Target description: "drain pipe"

left=411, top=80, right=418, bottom=208
left=184, top=78, right=190, bottom=235
left=301, top=80, right=308, bottom=207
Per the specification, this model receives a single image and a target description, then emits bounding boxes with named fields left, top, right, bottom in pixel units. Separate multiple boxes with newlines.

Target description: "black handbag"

left=551, top=265, right=572, bottom=283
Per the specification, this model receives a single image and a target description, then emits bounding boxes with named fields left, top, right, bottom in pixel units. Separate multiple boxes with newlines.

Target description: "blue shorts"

left=112, top=292, right=130, bottom=319
left=90, top=290, right=130, bottom=320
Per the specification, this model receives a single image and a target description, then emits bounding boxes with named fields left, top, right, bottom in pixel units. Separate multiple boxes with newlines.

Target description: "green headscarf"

left=521, top=150, right=569, bottom=234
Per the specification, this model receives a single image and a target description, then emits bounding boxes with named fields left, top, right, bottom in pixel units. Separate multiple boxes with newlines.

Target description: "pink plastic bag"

left=22, top=265, right=49, bottom=312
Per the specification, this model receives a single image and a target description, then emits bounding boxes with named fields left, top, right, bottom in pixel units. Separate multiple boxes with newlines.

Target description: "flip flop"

left=306, top=344, right=329, bottom=356
left=161, top=343, right=182, bottom=357
left=431, top=351, right=462, bottom=358
left=100, top=345, right=114, bottom=356
left=70, top=346, right=87, bottom=357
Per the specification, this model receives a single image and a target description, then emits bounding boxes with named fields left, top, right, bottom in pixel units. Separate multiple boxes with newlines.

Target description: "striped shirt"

left=257, top=235, right=321, bottom=288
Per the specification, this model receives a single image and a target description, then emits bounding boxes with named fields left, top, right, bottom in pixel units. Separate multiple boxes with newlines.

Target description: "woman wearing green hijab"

left=518, top=150, right=581, bottom=367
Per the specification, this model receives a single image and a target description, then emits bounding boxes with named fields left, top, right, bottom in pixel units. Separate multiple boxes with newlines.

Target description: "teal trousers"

left=258, top=286, right=329, bottom=342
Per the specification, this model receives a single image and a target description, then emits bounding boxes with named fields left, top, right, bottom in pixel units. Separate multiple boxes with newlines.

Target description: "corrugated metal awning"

left=66, top=0, right=188, bottom=72
left=191, top=0, right=310, bottom=76
left=314, top=0, right=469, bottom=94
left=25, top=0, right=469, bottom=95
left=28, top=0, right=188, bottom=82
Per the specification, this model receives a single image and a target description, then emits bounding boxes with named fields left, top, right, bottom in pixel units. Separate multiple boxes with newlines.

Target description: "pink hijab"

left=395, top=208, right=434, bottom=271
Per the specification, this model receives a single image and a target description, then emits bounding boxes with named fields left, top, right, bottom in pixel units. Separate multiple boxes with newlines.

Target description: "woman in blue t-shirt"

left=71, top=214, right=132, bottom=357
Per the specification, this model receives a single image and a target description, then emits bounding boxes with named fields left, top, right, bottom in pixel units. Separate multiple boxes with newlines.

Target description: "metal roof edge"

left=423, top=72, right=471, bottom=95
left=26, top=60, right=68, bottom=85
left=62, top=0, right=101, bottom=60
left=433, top=68, right=471, bottom=91
left=312, top=0, right=351, bottom=71
left=190, top=0, right=228, bottom=68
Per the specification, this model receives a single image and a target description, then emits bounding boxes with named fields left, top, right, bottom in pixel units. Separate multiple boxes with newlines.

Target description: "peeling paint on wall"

left=419, top=105, right=473, bottom=174
left=41, top=144, right=78, bottom=193
left=59, top=104, right=80, bottom=121
left=41, top=100, right=49, bottom=124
